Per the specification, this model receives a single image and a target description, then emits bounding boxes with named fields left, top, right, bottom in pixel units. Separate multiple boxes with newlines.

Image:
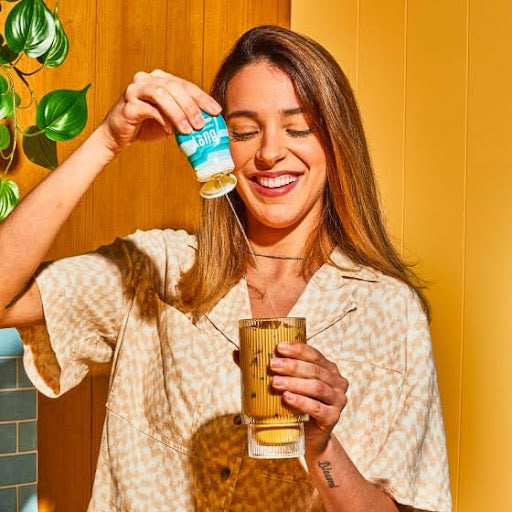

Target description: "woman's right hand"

left=99, top=69, right=222, bottom=156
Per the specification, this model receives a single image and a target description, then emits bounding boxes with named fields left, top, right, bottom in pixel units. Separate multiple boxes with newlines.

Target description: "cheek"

left=229, top=143, right=252, bottom=169
left=309, top=140, right=328, bottom=167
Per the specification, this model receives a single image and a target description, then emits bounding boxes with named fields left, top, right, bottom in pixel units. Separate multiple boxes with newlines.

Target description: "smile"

left=254, top=174, right=298, bottom=189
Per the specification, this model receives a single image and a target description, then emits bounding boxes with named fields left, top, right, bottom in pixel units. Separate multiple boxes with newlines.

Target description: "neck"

left=247, top=216, right=317, bottom=259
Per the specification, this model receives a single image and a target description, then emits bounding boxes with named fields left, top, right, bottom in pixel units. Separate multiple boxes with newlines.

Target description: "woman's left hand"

left=269, top=342, right=349, bottom=456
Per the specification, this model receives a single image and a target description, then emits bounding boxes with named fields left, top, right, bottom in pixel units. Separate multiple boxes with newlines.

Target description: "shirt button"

left=220, top=466, right=231, bottom=481
left=233, top=414, right=242, bottom=425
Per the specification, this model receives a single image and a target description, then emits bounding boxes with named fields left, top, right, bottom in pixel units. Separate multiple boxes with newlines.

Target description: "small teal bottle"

left=175, top=110, right=237, bottom=198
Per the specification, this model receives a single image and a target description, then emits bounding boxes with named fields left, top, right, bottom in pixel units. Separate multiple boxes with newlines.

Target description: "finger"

left=162, top=80, right=204, bottom=130
left=123, top=98, right=170, bottom=133
left=271, top=376, right=342, bottom=406
left=270, top=357, right=340, bottom=388
left=276, top=342, right=333, bottom=372
left=133, top=83, right=194, bottom=134
left=150, top=69, right=222, bottom=116
left=149, top=68, right=170, bottom=78
left=182, top=80, right=222, bottom=115
left=282, top=391, right=342, bottom=425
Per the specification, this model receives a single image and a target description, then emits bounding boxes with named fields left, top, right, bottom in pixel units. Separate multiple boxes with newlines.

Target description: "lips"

left=247, top=171, right=302, bottom=197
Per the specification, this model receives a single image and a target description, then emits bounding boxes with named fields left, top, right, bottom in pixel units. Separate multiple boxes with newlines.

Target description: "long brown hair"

left=176, top=25, right=431, bottom=321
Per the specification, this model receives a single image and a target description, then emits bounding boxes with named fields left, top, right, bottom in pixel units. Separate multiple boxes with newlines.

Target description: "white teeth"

left=255, top=175, right=298, bottom=189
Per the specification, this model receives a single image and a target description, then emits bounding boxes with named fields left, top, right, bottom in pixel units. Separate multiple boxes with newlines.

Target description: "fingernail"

left=194, top=114, right=204, bottom=127
left=284, top=391, right=295, bottom=402
left=209, top=101, right=222, bottom=113
left=272, top=376, right=285, bottom=387
left=278, top=342, right=291, bottom=353
left=179, top=121, right=192, bottom=134
left=270, top=358, right=282, bottom=369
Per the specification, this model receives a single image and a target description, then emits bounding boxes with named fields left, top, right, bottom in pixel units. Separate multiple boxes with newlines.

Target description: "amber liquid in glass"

left=239, top=317, right=307, bottom=458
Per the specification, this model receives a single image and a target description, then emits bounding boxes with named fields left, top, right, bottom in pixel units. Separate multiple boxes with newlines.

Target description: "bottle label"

left=176, top=111, right=234, bottom=180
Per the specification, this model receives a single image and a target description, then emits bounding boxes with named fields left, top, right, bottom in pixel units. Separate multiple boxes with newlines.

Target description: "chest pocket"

left=106, top=293, right=219, bottom=452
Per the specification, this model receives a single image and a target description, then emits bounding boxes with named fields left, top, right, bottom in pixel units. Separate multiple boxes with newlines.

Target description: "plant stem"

left=17, top=93, right=35, bottom=110
left=1, top=69, right=18, bottom=176
left=11, top=65, right=37, bottom=110
left=11, top=55, right=22, bottom=68
left=14, top=64, right=44, bottom=77
left=19, top=127, right=45, bottom=137
left=12, top=66, right=30, bottom=90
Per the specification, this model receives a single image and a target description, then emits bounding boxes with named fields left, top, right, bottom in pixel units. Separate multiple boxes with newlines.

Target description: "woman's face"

left=225, top=61, right=327, bottom=234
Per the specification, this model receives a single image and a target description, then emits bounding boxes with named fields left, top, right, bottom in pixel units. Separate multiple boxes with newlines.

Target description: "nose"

left=255, top=130, right=286, bottom=168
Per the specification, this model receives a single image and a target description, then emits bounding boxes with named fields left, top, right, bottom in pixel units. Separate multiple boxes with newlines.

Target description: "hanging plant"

left=0, top=0, right=90, bottom=221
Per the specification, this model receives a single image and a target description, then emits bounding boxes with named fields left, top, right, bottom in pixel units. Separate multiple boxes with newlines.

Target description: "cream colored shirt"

left=19, top=228, right=452, bottom=512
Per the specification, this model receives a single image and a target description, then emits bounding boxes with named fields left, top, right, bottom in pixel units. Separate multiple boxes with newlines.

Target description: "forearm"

left=306, top=435, right=398, bottom=512
left=0, top=124, right=116, bottom=310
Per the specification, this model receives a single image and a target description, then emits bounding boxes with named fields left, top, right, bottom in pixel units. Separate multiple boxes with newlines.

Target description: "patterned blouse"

left=19, top=228, right=452, bottom=511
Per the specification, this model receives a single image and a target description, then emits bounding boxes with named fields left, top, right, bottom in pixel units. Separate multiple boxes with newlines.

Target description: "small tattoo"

left=317, top=460, right=339, bottom=488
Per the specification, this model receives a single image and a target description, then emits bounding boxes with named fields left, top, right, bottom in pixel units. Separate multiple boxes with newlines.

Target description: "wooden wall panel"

left=163, top=0, right=204, bottom=233
left=459, top=0, right=512, bottom=509
left=291, top=0, right=358, bottom=85
left=357, top=0, right=406, bottom=250
left=203, top=0, right=291, bottom=91
left=403, top=4, right=467, bottom=508
left=92, top=0, right=169, bottom=245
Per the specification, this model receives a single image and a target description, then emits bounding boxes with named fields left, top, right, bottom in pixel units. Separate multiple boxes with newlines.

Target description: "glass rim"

left=238, top=316, right=306, bottom=327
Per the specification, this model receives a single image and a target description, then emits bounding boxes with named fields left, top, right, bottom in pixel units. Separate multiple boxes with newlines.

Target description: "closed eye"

left=287, top=129, right=313, bottom=138
left=230, top=128, right=313, bottom=141
left=230, top=131, right=259, bottom=141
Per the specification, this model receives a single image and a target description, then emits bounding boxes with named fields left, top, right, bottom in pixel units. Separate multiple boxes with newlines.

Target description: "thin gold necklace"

left=252, top=252, right=305, bottom=261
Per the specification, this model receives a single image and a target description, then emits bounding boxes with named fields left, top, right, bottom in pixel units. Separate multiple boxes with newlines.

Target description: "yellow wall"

left=292, top=1, right=512, bottom=511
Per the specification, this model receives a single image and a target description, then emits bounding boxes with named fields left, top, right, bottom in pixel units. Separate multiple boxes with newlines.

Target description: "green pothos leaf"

left=5, top=0, right=56, bottom=58
left=22, top=125, right=58, bottom=170
left=36, top=84, right=90, bottom=142
left=0, top=75, right=8, bottom=94
left=0, top=125, right=11, bottom=150
left=0, top=44, right=19, bottom=64
left=0, top=177, right=20, bottom=222
left=0, top=91, right=21, bottom=119
left=37, top=4, right=69, bottom=67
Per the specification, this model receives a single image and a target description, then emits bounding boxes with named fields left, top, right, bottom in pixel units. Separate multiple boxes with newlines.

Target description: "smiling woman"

left=1, top=24, right=451, bottom=512
left=177, top=26, right=431, bottom=323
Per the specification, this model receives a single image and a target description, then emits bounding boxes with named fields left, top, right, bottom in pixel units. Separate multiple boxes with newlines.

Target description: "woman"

left=0, top=26, right=451, bottom=511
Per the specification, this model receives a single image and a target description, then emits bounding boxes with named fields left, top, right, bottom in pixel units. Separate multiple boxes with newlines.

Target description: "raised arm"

left=0, top=69, right=221, bottom=328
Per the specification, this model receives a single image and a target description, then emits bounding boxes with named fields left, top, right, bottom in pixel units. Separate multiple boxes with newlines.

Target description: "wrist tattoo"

left=317, top=460, right=339, bottom=488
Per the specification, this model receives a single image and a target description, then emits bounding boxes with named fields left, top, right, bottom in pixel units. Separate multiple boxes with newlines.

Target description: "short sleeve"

left=18, top=228, right=194, bottom=398
left=365, top=288, right=452, bottom=512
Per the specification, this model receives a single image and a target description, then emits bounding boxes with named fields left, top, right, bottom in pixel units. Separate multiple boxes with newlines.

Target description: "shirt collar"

left=204, top=247, right=379, bottom=346
left=311, top=246, right=380, bottom=290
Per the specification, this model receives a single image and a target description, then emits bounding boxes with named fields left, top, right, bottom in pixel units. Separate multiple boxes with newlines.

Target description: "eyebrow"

left=226, top=107, right=304, bottom=121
